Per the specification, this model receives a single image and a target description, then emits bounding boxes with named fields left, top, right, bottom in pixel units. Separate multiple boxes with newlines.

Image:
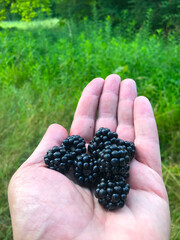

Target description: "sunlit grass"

left=0, top=18, right=59, bottom=29
left=162, top=163, right=180, bottom=239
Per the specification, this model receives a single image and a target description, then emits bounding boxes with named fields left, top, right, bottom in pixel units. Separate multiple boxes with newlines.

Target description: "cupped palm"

left=8, top=75, right=170, bottom=240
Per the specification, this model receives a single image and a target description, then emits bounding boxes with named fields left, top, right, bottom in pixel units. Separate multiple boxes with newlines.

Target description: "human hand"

left=8, top=74, right=170, bottom=240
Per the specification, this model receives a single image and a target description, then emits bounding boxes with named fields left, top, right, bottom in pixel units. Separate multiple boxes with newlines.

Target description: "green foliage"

left=11, top=0, right=51, bottom=21
left=0, top=19, right=180, bottom=239
left=1, top=0, right=180, bottom=32
left=0, top=0, right=51, bottom=21
left=52, top=0, right=93, bottom=21
left=51, top=0, right=180, bottom=33
left=129, top=0, right=180, bottom=32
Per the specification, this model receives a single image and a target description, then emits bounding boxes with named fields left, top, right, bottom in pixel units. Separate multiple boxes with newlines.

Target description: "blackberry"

left=62, top=135, right=86, bottom=158
left=88, top=128, right=135, bottom=161
left=116, top=139, right=135, bottom=161
left=74, top=153, right=100, bottom=186
left=95, top=177, right=130, bottom=210
left=88, top=128, right=119, bottom=158
left=44, top=135, right=86, bottom=174
left=44, top=145, right=72, bottom=174
left=97, top=144, right=130, bottom=178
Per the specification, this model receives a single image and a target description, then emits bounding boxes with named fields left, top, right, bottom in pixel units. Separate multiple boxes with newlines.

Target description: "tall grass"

left=0, top=19, right=179, bottom=239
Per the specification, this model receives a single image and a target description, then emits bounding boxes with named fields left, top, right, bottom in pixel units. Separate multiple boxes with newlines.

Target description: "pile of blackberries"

left=44, top=128, right=135, bottom=210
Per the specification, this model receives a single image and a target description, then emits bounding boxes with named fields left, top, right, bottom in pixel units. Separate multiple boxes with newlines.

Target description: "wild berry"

left=95, top=177, right=130, bottom=210
left=74, top=153, right=100, bottom=186
left=44, top=146, right=71, bottom=174
left=62, top=135, right=86, bottom=158
left=88, top=128, right=135, bottom=161
left=97, top=144, right=130, bottom=178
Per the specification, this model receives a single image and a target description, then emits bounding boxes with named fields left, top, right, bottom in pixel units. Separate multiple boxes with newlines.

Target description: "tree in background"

left=52, top=0, right=180, bottom=32
left=0, top=0, right=51, bottom=21
left=0, top=0, right=179, bottom=33
left=128, top=0, right=180, bottom=32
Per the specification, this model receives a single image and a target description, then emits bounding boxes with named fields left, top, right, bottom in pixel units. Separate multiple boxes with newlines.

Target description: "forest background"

left=0, top=0, right=180, bottom=239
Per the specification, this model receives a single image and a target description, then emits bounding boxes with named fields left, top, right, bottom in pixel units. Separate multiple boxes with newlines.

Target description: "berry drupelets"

left=88, top=127, right=135, bottom=161
left=74, top=153, right=100, bottom=187
left=44, top=128, right=135, bottom=211
left=44, top=145, right=72, bottom=174
left=95, top=177, right=130, bottom=210
left=89, top=128, right=135, bottom=180
left=44, top=135, right=86, bottom=174
left=88, top=128, right=119, bottom=157
left=62, top=135, right=86, bottom=158
left=97, top=144, right=130, bottom=179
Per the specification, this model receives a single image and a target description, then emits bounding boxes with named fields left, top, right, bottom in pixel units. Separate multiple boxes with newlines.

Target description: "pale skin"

left=8, top=74, right=170, bottom=240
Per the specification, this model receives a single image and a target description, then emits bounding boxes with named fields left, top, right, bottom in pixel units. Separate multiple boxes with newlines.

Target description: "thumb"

left=22, top=124, right=68, bottom=167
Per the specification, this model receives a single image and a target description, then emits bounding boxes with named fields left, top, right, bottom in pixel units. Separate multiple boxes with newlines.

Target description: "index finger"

left=70, top=78, right=104, bottom=142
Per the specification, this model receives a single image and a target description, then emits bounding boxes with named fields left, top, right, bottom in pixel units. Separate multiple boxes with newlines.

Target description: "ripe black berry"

left=95, top=177, right=130, bottom=210
left=74, top=153, right=100, bottom=186
left=62, top=135, right=86, bottom=158
left=88, top=128, right=135, bottom=161
left=97, top=144, right=130, bottom=178
left=44, top=146, right=71, bottom=174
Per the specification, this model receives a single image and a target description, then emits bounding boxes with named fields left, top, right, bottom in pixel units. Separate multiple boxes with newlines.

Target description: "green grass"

left=0, top=19, right=180, bottom=239
left=0, top=18, right=59, bottom=29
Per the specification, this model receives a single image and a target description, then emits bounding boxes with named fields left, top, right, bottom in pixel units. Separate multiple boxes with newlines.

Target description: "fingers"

left=24, top=124, right=68, bottom=166
left=95, top=74, right=121, bottom=131
left=134, top=96, right=162, bottom=176
left=116, top=79, right=137, bottom=141
left=70, top=77, right=104, bottom=142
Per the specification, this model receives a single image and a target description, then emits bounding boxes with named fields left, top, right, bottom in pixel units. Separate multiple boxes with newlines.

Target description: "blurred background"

left=0, top=0, right=179, bottom=239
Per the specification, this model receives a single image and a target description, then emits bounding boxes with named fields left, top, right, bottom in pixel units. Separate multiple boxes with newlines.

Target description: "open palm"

left=8, top=74, right=170, bottom=240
